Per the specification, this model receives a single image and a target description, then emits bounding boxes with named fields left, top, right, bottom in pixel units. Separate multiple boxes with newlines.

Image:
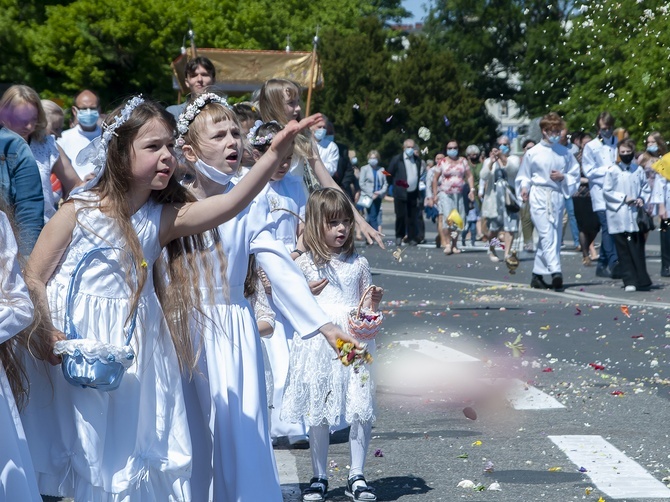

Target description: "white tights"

left=309, top=420, right=373, bottom=480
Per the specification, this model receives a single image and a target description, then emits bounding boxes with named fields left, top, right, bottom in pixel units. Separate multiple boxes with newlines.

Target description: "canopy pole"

left=305, top=26, right=319, bottom=117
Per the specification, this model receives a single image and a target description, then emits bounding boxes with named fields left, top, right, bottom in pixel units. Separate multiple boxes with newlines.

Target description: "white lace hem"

left=54, top=339, right=135, bottom=369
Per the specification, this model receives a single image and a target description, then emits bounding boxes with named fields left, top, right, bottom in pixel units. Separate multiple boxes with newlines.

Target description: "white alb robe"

left=516, top=141, right=579, bottom=275
left=603, top=162, right=650, bottom=234
left=581, top=136, right=618, bottom=212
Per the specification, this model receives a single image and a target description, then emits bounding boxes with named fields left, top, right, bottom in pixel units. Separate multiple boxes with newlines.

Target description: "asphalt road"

left=279, top=202, right=670, bottom=502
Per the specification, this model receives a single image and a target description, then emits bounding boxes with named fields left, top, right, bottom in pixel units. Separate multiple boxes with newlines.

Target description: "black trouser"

left=661, top=224, right=670, bottom=270
left=394, top=189, right=420, bottom=241
left=612, top=232, right=651, bottom=288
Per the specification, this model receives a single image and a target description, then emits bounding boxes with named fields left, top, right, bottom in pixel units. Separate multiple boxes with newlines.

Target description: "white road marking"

left=275, top=449, right=301, bottom=501
left=396, top=339, right=480, bottom=362
left=372, top=267, right=670, bottom=308
left=396, top=340, right=565, bottom=410
left=549, top=435, right=670, bottom=499
left=506, top=379, right=565, bottom=410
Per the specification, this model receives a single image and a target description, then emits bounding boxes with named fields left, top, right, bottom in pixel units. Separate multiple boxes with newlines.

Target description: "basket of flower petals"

left=348, top=285, right=384, bottom=340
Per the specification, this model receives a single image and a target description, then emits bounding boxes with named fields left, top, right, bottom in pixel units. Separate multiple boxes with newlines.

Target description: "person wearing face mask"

left=517, top=112, right=580, bottom=290
left=479, top=134, right=521, bottom=262
left=310, top=114, right=339, bottom=177
left=465, top=145, right=485, bottom=240
left=358, top=150, right=388, bottom=235
left=57, top=89, right=102, bottom=178
left=432, top=140, right=475, bottom=254
left=603, top=139, right=652, bottom=292
left=581, top=111, right=620, bottom=278
left=387, top=138, right=423, bottom=246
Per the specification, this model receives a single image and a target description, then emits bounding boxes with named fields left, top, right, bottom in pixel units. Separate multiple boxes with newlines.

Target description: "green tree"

left=313, top=16, right=495, bottom=162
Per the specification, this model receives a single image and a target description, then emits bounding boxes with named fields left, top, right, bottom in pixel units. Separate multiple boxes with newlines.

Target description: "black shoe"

left=408, top=240, right=418, bottom=246
left=595, top=265, right=612, bottom=278
left=662, top=267, right=670, bottom=277
left=551, top=273, right=563, bottom=290
left=530, top=274, right=549, bottom=289
left=435, top=235, right=441, bottom=248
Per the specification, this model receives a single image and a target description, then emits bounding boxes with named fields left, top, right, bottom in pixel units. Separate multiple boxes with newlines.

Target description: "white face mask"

left=195, top=158, right=235, bottom=186
left=369, top=158, right=378, bottom=167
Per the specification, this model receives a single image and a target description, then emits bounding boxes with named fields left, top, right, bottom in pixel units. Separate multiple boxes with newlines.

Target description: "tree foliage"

left=312, top=17, right=496, bottom=162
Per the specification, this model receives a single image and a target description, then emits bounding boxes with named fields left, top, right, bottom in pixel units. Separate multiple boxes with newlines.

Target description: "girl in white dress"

left=258, top=79, right=383, bottom=246
left=247, top=120, right=311, bottom=444
left=0, top=85, right=82, bottom=221
left=282, top=188, right=383, bottom=502
left=20, top=96, right=319, bottom=501
left=175, top=96, right=361, bottom=501
left=0, top=204, right=40, bottom=501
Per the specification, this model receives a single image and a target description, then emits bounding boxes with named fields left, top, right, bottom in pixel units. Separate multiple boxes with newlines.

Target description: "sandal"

left=345, top=474, right=377, bottom=501
left=302, top=477, right=328, bottom=502
left=451, top=247, right=461, bottom=254
left=443, top=247, right=452, bottom=255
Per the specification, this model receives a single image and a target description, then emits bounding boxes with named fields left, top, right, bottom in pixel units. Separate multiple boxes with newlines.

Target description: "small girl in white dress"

left=282, top=188, right=383, bottom=502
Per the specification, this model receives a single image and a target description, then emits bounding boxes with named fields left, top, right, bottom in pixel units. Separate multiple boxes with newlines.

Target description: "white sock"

left=309, top=424, right=330, bottom=479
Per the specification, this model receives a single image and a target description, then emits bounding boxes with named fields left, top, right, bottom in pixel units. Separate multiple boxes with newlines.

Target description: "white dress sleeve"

left=0, top=212, right=33, bottom=344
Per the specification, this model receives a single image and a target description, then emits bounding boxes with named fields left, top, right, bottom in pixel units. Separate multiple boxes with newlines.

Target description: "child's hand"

left=47, top=328, right=66, bottom=366
left=309, top=278, right=329, bottom=296
left=365, top=286, right=384, bottom=311
left=320, top=322, right=361, bottom=352
left=270, top=114, right=323, bottom=157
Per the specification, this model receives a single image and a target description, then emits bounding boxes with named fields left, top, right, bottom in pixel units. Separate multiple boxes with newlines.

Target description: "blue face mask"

left=499, top=144, right=510, bottom=155
left=369, top=158, right=378, bottom=167
left=446, top=148, right=458, bottom=159
left=648, top=144, right=659, bottom=154
left=548, top=135, right=561, bottom=145
left=405, top=147, right=415, bottom=158
left=600, top=129, right=613, bottom=139
left=313, top=128, right=326, bottom=141
left=77, top=108, right=99, bottom=128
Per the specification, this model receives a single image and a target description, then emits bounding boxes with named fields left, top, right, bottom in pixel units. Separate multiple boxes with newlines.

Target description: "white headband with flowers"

left=176, top=92, right=230, bottom=147
left=71, top=95, right=145, bottom=196
left=247, top=119, right=280, bottom=147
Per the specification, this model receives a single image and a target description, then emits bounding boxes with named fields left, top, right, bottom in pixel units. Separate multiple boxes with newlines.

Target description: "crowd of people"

left=0, top=57, right=384, bottom=502
left=0, top=52, right=668, bottom=502
left=366, top=111, right=666, bottom=293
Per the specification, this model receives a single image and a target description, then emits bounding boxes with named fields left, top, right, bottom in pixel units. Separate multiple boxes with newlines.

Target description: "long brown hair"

left=303, top=188, right=356, bottom=266
left=0, top=198, right=33, bottom=408
left=80, top=99, right=218, bottom=373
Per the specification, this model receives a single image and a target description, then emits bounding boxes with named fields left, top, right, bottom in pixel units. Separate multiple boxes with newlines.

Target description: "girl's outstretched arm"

left=308, top=143, right=385, bottom=248
left=24, top=203, right=76, bottom=364
left=160, top=114, right=322, bottom=246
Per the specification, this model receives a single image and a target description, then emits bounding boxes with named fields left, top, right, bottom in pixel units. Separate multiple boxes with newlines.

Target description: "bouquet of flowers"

left=348, top=285, right=384, bottom=340
left=336, top=338, right=373, bottom=372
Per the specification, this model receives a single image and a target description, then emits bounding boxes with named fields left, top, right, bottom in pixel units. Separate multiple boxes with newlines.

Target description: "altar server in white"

left=517, top=112, right=579, bottom=290
left=603, top=139, right=652, bottom=292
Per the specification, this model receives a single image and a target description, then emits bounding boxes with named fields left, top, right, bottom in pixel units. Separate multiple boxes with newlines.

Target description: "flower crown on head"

left=247, top=119, right=280, bottom=147
left=176, top=92, right=230, bottom=147
left=96, top=95, right=145, bottom=167
left=69, top=95, right=145, bottom=197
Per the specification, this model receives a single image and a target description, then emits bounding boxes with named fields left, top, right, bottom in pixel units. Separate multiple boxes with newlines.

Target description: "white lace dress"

left=282, top=252, right=376, bottom=427
left=21, top=195, right=192, bottom=501
left=0, top=210, right=41, bottom=501
left=262, top=176, right=311, bottom=439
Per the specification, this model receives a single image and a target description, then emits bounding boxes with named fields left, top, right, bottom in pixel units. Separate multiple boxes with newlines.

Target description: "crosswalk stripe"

left=396, top=339, right=480, bottom=362
left=275, top=449, right=301, bottom=501
left=506, top=379, right=565, bottom=410
left=549, top=435, right=670, bottom=499
left=396, top=339, right=564, bottom=410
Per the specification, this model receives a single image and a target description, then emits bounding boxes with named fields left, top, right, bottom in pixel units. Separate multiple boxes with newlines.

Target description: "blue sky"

left=401, top=0, right=428, bottom=21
